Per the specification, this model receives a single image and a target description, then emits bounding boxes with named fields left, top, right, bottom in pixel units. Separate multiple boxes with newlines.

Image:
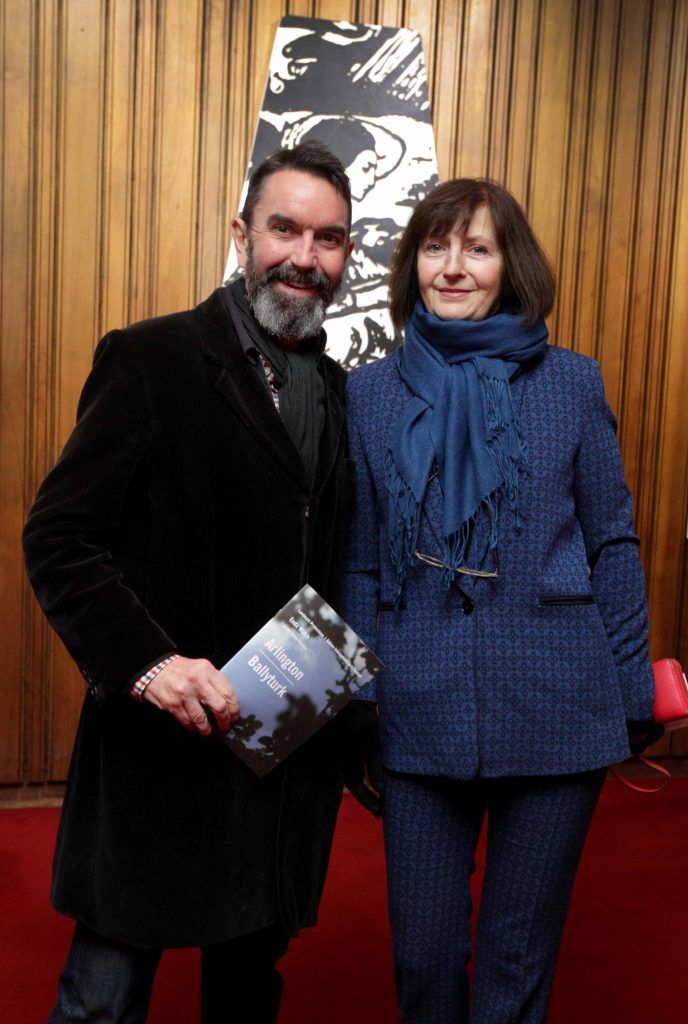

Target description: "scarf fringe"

left=443, top=491, right=502, bottom=589
left=385, top=450, right=420, bottom=604
left=386, top=442, right=526, bottom=601
left=480, top=372, right=527, bottom=525
left=388, top=454, right=510, bottom=597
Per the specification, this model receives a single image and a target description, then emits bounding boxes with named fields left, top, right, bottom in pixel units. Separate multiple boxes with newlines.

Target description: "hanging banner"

left=224, top=16, right=438, bottom=367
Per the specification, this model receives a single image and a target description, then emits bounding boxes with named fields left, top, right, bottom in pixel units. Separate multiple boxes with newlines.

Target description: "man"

left=23, top=142, right=381, bottom=1023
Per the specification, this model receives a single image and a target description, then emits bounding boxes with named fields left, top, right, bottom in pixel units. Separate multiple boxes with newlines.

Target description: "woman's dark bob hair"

left=389, top=178, right=555, bottom=329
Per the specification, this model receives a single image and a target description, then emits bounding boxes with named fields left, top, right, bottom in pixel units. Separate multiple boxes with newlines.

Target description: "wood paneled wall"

left=2, top=0, right=688, bottom=784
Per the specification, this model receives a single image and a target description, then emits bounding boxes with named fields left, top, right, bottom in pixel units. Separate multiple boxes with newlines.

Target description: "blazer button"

left=462, top=596, right=474, bottom=615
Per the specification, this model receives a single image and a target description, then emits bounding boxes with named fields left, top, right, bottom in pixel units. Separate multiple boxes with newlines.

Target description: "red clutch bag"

left=652, top=658, right=688, bottom=729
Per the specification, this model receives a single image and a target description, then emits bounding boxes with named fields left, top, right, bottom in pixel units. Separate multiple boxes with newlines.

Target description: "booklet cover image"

left=217, top=584, right=383, bottom=776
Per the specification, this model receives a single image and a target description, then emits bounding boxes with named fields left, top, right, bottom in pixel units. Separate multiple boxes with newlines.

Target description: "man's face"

left=231, top=169, right=353, bottom=346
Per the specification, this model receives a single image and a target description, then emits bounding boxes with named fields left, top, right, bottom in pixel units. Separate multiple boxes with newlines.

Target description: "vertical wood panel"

left=151, top=1, right=203, bottom=313
left=3, top=0, right=688, bottom=783
left=566, top=0, right=617, bottom=362
left=315, top=0, right=357, bottom=24
left=249, top=1, right=277, bottom=140
left=356, top=1, right=380, bottom=26
left=553, top=0, right=598, bottom=351
left=406, top=0, right=437, bottom=100
left=288, top=2, right=316, bottom=17
left=128, top=0, right=158, bottom=324
left=196, top=0, right=231, bottom=299
left=527, top=0, right=578, bottom=267
left=432, top=0, right=463, bottom=182
left=649, top=0, right=688, bottom=691
left=100, top=0, right=136, bottom=333
left=24, top=0, right=62, bottom=782
left=453, top=0, right=496, bottom=178
left=377, top=0, right=405, bottom=26
left=53, top=0, right=105, bottom=441
left=503, top=0, right=540, bottom=205
left=487, top=0, right=516, bottom=184
left=0, top=0, right=31, bottom=781
left=225, top=2, right=252, bottom=230
left=622, top=0, right=675, bottom=503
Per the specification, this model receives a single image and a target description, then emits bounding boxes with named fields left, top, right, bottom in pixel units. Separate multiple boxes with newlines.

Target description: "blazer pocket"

left=538, top=594, right=595, bottom=607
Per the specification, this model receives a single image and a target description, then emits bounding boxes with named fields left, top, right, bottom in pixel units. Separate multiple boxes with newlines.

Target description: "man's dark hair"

left=389, top=178, right=555, bottom=329
left=241, top=141, right=352, bottom=230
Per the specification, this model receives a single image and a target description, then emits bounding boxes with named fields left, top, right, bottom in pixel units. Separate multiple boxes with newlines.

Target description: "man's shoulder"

left=121, top=307, right=195, bottom=340
left=98, top=290, right=235, bottom=378
left=119, top=290, right=224, bottom=346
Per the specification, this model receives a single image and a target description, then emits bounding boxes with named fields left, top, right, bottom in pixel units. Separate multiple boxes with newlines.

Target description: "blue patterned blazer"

left=343, top=344, right=654, bottom=778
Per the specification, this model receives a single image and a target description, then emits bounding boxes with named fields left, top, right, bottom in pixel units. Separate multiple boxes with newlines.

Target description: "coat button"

left=462, top=596, right=474, bottom=615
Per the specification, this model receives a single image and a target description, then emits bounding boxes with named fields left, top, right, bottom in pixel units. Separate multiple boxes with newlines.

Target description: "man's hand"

left=143, top=657, right=240, bottom=736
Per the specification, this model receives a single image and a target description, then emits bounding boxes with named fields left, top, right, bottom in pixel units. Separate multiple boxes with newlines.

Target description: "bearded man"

left=23, top=142, right=382, bottom=1024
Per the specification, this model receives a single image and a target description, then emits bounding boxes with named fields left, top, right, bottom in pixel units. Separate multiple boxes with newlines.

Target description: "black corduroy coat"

left=23, top=289, right=352, bottom=948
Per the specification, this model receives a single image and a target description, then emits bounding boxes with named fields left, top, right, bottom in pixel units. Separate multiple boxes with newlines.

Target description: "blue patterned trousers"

left=383, top=768, right=606, bottom=1023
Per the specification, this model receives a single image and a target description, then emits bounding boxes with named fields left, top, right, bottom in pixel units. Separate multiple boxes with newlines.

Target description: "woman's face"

left=416, top=204, right=504, bottom=321
left=347, top=148, right=378, bottom=202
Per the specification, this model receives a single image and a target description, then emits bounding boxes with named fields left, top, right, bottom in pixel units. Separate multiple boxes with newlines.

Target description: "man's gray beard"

left=244, top=248, right=340, bottom=343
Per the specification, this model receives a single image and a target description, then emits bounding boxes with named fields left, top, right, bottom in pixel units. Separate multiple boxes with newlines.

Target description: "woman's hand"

left=339, top=700, right=385, bottom=818
left=626, top=720, right=664, bottom=755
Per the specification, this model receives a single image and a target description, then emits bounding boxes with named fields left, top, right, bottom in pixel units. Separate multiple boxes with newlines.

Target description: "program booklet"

left=216, top=584, right=384, bottom=777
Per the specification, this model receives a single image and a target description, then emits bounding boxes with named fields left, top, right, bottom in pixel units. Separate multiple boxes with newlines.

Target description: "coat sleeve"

left=22, top=330, right=176, bottom=703
left=572, top=359, right=654, bottom=720
left=342, top=376, right=381, bottom=701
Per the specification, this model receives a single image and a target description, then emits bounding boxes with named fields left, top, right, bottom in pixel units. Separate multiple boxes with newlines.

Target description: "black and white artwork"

left=223, top=16, right=438, bottom=367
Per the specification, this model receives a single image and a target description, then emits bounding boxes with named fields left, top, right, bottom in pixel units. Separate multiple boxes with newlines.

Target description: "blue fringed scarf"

left=386, top=303, right=549, bottom=599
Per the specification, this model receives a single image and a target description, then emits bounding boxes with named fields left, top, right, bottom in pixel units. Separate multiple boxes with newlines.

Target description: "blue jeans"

left=49, top=922, right=290, bottom=1023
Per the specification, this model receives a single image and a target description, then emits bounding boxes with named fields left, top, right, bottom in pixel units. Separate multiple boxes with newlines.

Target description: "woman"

left=343, top=179, right=659, bottom=1023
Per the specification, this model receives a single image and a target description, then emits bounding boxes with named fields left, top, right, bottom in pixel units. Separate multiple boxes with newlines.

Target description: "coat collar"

left=195, top=289, right=344, bottom=497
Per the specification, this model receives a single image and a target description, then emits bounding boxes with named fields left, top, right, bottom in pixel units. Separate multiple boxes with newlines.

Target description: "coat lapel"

left=196, top=290, right=309, bottom=492
left=313, top=360, right=345, bottom=495
left=194, top=289, right=345, bottom=497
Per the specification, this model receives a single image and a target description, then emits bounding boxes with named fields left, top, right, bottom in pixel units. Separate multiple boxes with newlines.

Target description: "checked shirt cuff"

left=129, top=654, right=180, bottom=701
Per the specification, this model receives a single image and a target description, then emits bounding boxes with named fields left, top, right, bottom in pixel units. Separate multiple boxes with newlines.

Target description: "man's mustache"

left=265, top=263, right=331, bottom=293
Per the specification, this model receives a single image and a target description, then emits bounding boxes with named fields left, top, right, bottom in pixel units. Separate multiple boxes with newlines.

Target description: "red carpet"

left=1, top=782, right=687, bottom=1022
